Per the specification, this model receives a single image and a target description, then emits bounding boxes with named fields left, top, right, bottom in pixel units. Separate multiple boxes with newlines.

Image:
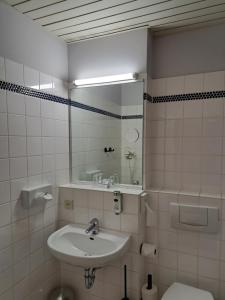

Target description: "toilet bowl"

left=161, top=282, right=214, bottom=300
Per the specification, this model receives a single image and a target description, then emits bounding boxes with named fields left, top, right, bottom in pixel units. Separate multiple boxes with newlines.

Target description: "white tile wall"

left=24, top=66, right=39, bottom=89
left=184, top=74, right=204, bottom=93
left=147, top=71, right=225, bottom=196
left=5, top=59, right=24, bottom=86
left=0, top=56, right=69, bottom=299
left=145, top=71, right=225, bottom=299
left=145, top=190, right=225, bottom=299
left=2, top=56, right=225, bottom=299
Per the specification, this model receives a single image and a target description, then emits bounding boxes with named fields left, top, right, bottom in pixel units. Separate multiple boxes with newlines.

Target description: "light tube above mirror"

left=73, top=73, right=138, bottom=87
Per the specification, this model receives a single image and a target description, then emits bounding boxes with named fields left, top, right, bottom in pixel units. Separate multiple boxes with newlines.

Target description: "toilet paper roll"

left=142, top=284, right=158, bottom=300
left=140, top=243, right=157, bottom=258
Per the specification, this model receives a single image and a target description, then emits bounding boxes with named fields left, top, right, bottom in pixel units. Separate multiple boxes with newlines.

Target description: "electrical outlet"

left=64, top=199, right=73, bottom=210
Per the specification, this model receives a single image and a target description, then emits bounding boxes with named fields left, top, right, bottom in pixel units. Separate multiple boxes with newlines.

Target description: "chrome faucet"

left=85, top=218, right=99, bottom=235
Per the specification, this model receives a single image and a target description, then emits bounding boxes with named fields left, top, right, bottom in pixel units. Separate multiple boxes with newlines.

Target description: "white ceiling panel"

left=59, top=1, right=225, bottom=39
left=5, top=0, right=27, bottom=5
left=4, top=0, right=225, bottom=43
left=47, top=0, right=167, bottom=31
left=54, top=0, right=218, bottom=36
left=10, top=0, right=64, bottom=11
left=38, top=0, right=135, bottom=26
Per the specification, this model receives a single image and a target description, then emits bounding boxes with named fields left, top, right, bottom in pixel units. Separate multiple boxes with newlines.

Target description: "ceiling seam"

left=30, top=0, right=102, bottom=19
left=21, top=0, right=66, bottom=14
left=41, top=0, right=138, bottom=26
left=11, top=0, right=30, bottom=7
left=50, top=0, right=173, bottom=32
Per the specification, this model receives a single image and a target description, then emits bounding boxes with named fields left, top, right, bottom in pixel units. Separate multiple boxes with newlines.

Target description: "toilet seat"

left=161, top=282, right=214, bottom=300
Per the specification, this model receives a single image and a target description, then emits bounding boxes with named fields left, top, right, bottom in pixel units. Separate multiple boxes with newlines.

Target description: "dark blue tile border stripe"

left=121, top=115, right=143, bottom=119
left=0, top=80, right=70, bottom=105
left=144, top=93, right=153, bottom=102
left=0, top=80, right=142, bottom=120
left=144, top=90, right=225, bottom=103
left=70, top=100, right=121, bottom=119
left=2, top=80, right=225, bottom=115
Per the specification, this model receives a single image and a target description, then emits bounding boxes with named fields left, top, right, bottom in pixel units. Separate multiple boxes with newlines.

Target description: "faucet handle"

left=91, top=218, right=99, bottom=233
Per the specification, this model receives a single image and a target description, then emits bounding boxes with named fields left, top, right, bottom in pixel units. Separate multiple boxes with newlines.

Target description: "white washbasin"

left=47, top=224, right=130, bottom=268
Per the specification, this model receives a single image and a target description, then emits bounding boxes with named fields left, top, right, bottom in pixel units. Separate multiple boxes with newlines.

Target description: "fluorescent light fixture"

left=74, top=73, right=137, bottom=87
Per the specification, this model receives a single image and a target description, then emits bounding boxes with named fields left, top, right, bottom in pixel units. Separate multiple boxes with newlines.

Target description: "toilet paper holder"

left=140, top=243, right=157, bottom=257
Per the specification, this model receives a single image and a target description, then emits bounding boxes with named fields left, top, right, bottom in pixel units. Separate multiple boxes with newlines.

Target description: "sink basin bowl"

left=47, top=224, right=130, bottom=268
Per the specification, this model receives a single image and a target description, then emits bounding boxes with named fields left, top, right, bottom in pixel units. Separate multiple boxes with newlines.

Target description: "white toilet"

left=161, top=282, right=214, bottom=300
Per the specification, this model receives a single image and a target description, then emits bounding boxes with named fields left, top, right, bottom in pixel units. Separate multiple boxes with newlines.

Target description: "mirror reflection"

left=70, top=81, right=143, bottom=187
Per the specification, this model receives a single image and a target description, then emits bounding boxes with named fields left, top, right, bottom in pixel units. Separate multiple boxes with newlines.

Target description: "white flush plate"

left=170, top=203, right=220, bottom=233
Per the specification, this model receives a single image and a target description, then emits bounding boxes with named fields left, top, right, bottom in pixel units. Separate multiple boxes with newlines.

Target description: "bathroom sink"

left=47, top=224, right=130, bottom=268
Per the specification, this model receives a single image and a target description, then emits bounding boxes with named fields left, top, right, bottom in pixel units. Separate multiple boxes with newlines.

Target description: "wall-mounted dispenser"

left=113, top=191, right=122, bottom=215
left=170, top=202, right=220, bottom=233
left=21, top=184, right=53, bottom=209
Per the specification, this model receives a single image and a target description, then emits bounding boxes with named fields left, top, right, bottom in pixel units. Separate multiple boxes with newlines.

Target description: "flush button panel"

left=170, top=202, right=220, bottom=233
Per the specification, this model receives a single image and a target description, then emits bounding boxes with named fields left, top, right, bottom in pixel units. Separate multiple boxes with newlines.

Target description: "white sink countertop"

left=60, top=182, right=143, bottom=195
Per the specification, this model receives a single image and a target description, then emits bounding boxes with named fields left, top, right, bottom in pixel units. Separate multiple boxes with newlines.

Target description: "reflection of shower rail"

left=124, top=151, right=137, bottom=184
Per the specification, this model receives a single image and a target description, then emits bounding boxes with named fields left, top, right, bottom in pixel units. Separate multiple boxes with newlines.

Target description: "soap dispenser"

left=113, top=191, right=122, bottom=215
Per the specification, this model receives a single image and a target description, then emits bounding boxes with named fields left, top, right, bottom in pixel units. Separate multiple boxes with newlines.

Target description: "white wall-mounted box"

left=21, top=184, right=53, bottom=209
left=170, top=202, right=220, bottom=233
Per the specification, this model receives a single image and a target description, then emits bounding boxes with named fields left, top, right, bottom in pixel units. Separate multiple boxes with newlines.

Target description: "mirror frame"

left=68, top=73, right=147, bottom=188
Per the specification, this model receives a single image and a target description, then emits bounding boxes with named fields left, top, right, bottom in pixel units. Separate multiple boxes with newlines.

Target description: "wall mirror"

left=70, top=80, right=144, bottom=187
